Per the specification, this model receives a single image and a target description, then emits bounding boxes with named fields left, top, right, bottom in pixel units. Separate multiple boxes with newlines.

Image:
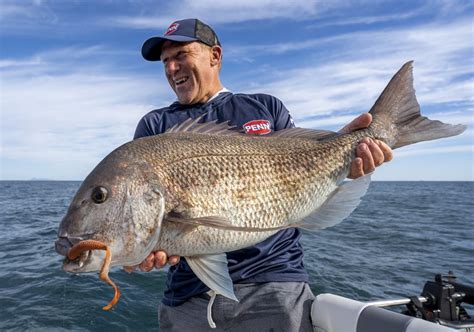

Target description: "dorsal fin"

left=271, top=127, right=338, bottom=140
left=166, top=115, right=242, bottom=136
left=166, top=115, right=338, bottom=140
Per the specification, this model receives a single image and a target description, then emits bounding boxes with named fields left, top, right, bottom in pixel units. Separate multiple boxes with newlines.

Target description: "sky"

left=0, top=0, right=473, bottom=181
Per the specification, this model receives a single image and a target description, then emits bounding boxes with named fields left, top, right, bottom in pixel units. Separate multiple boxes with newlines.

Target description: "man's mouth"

left=174, top=76, right=189, bottom=87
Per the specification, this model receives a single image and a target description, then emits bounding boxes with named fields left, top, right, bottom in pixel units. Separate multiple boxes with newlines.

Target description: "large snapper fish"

left=55, top=62, right=465, bottom=308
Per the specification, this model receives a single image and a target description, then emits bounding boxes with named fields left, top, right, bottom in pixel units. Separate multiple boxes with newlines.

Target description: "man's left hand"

left=339, top=113, right=393, bottom=179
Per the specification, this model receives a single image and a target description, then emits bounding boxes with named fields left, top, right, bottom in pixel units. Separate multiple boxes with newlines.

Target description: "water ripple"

left=0, top=181, right=473, bottom=330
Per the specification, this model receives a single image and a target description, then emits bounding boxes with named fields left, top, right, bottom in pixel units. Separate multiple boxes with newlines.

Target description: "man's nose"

left=165, top=60, right=179, bottom=75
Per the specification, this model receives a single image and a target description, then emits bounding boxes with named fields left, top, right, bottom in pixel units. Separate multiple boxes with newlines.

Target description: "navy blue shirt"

left=134, top=91, right=308, bottom=306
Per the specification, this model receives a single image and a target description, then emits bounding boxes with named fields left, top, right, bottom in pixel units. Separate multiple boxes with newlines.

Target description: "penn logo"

left=165, top=23, right=179, bottom=36
left=243, top=120, right=272, bottom=135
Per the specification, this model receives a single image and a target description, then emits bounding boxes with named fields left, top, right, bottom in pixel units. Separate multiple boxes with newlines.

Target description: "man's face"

left=160, top=41, right=219, bottom=105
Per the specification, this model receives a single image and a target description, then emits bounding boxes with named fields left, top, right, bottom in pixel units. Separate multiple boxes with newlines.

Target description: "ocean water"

left=0, top=181, right=472, bottom=331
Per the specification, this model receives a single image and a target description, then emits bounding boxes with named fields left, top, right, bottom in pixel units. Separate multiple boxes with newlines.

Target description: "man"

left=127, top=18, right=392, bottom=331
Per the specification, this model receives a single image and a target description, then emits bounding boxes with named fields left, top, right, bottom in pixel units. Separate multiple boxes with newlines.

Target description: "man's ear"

left=210, top=45, right=222, bottom=67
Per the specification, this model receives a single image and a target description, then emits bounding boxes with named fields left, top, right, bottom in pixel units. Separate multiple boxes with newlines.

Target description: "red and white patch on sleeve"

left=243, top=120, right=272, bottom=135
left=165, top=23, right=179, bottom=36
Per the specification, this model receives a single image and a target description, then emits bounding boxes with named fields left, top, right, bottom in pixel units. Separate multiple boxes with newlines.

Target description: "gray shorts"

left=159, top=282, right=315, bottom=332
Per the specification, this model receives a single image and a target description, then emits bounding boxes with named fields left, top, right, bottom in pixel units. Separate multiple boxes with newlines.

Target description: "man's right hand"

left=123, top=251, right=180, bottom=273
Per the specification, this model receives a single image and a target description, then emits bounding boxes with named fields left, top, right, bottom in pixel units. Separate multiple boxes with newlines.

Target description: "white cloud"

left=428, top=110, right=474, bottom=127
left=102, top=1, right=473, bottom=32
left=395, top=144, right=473, bottom=158
left=105, top=0, right=323, bottom=28
left=0, top=0, right=58, bottom=28
left=1, top=1, right=472, bottom=180
left=228, top=18, right=473, bottom=122
left=298, top=115, right=358, bottom=129
left=312, top=6, right=425, bottom=27
left=0, top=58, right=43, bottom=68
left=0, top=2, right=39, bottom=19
left=1, top=46, right=173, bottom=180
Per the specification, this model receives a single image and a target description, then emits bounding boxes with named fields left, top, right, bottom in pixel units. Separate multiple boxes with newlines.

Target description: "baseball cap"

left=141, top=18, right=221, bottom=61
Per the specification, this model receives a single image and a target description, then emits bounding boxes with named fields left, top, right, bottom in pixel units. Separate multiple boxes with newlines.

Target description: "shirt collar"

left=206, top=87, right=230, bottom=103
left=173, top=88, right=231, bottom=106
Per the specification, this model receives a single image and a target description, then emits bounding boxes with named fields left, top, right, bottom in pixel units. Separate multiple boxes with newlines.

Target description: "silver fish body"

left=153, top=130, right=364, bottom=256
left=55, top=61, right=466, bottom=301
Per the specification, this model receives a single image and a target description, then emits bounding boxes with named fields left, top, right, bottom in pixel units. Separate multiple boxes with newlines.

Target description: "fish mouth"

left=55, top=233, right=97, bottom=272
left=63, top=250, right=93, bottom=271
left=55, top=236, right=74, bottom=256
left=55, top=233, right=95, bottom=256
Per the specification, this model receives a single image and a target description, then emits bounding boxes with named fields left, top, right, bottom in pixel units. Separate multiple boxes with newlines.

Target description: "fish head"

left=55, top=144, right=165, bottom=273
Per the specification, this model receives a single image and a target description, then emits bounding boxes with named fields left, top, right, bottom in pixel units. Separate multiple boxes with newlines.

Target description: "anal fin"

left=165, top=214, right=287, bottom=232
left=297, top=174, right=371, bottom=231
left=186, top=254, right=238, bottom=302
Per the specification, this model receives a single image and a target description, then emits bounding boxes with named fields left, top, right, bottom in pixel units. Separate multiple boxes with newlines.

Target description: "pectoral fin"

left=165, top=214, right=284, bottom=232
left=165, top=214, right=233, bottom=228
left=186, top=254, right=238, bottom=302
left=296, top=174, right=371, bottom=231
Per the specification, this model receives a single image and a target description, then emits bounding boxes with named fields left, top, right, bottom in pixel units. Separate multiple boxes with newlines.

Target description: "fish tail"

left=368, top=61, right=466, bottom=149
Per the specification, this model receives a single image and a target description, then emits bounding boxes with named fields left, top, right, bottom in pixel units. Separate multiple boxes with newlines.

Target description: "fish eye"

left=91, top=186, right=108, bottom=204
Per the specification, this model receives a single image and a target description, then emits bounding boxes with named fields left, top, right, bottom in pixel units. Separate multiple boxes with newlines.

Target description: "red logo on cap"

left=165, top=23, right=179, bottom=35
left=243, top=120, right=272, bottom=135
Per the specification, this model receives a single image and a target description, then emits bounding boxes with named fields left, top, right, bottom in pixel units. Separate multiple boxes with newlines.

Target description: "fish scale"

left=151, top=130, right=367, bottom=256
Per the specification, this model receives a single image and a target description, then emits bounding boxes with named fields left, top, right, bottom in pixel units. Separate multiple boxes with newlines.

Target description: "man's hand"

left=339, top=113, right=393, bottom=179
left=123, top=251, right=180, bottom=273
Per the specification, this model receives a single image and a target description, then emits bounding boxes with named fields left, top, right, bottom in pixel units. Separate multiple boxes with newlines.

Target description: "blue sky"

left=1, top=0, right=473, bottom=181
